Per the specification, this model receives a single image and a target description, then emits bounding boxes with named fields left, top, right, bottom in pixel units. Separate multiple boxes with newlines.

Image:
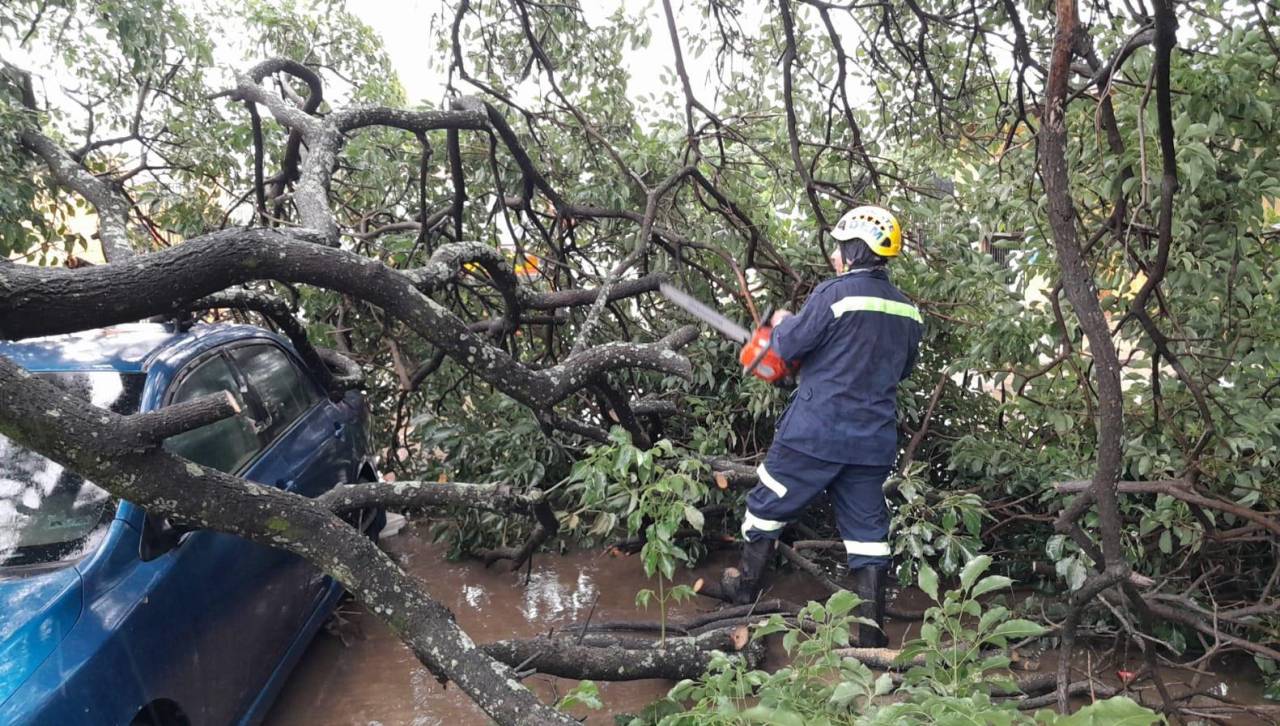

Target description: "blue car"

left=0, top=322, right=381, bottom=725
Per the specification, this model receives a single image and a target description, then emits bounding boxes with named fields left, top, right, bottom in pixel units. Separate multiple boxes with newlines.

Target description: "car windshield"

left=0, top=371, right=146, bottom=570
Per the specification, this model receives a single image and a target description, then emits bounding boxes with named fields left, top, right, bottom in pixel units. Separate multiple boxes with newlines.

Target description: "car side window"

left=164, top=355, right=261, bottom=473
left=229, top=344, right=318, bottom=443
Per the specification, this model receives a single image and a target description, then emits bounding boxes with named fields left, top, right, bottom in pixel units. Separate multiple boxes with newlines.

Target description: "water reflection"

left=462, top=584, right=487, bottom=610
left=520, top=567, right=597, bottom=622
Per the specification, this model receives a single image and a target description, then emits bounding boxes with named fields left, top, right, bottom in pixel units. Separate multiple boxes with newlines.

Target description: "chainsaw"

left=659, top=283, right=795, bottom=384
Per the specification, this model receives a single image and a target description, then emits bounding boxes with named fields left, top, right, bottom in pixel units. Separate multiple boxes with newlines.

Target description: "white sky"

left=348, top=0, right=453, bottom=103
left=349, top=0, right=764, bottom=108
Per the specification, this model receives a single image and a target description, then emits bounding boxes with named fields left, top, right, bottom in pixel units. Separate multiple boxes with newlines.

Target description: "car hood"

left=0, top=566, right=83, bottom=707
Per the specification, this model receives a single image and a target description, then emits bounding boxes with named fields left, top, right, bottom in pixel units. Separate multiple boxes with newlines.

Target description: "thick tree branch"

left=0, top=228, right=693, bottom=411
left=1039, top=2, right=1133, bottom=706
left=106, top=392, right=240, bottom=453
left=482, top=626, right=760, bottom=681
left=319, top=480, right=544, bottom=517
left=19, top=129, right=134, bottom=261
left=1056, top=479, right=1280, bottom=538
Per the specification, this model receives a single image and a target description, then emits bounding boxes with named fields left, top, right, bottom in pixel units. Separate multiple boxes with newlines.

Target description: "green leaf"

left=1051, top=696, right=1163, bottom=725
left=873, top=672, right=894, bottom=696
left=752, top=614, right=790, bottom=640
left=959, top=554, right=992, bottom=591
left=1045, top=534, right=1068, bottom=561
left=990, top=619, right=1045, bottom=640
left=919, top=622, right=940, bottom=646
left=829, top=680, right=863, bottom=707
left=782, top=629, right=799, bottom=655
left=979, top=605, right=1009, bottom=633
left=826, top=589, right=862, bottom=618
left=979, top=654, right=1012, bottom=673
left=635, top=589, right=653, bottom=609
left=615, top=445, right=635, bottom=477
left=918, top=560, right=940, bottom=601
left=741, top=705, right=808, bottom=726
left=556, top=680, right=603, bottom=711
left=683, top=504, right=705, bottom=532
left=971, top=574, right=1013, bottom=599
left=659, top=553, right=675, bottom=580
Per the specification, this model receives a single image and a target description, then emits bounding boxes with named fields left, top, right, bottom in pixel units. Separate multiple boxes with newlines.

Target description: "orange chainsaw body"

left=738, top=324, right=793, bottom=383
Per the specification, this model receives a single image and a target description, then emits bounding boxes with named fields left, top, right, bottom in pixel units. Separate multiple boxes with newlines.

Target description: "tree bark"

left=483, top=627, right=760, bottom=681
left=1039, top=0, right=1139, bottom=710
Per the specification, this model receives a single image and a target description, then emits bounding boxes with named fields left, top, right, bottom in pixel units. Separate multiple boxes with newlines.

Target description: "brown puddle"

left=265, top=524, right=1276, bottom=725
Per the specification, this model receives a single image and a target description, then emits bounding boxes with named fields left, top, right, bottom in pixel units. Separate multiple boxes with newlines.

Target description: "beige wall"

left=8, top=208, right=107, bottom=267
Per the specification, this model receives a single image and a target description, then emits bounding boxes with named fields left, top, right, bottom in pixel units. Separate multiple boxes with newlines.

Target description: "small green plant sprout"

left=891, top=462, right=989, bottom=588
left=625, top=582, right=1162, bottom=725
left=627, top=590, right=889, bottom=725
left=895, top=556, right=1040, bottom=698
left=635, top=579, right=699, bottom=646
left=556, top=679, right=603, bottom=712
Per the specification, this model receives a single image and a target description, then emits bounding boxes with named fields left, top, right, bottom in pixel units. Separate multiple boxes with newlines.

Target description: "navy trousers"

left=741, top=443, right=892, bottom=570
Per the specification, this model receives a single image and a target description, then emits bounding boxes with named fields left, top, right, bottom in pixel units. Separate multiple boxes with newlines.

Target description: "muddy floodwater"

left=266, top=523, right=1276, bottom=725
left=265, top=524, right=827, bottom=724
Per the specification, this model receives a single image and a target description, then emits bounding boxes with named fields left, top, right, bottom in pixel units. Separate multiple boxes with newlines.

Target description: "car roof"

left=0, top=322, right=282, bottom=373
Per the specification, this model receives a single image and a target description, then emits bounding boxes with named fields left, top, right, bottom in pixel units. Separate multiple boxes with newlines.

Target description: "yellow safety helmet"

left=831, top=205, right=902, bottom=258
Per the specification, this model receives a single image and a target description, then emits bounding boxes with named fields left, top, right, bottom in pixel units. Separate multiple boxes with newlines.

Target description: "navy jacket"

left=770, top=267, right=923, bottom=466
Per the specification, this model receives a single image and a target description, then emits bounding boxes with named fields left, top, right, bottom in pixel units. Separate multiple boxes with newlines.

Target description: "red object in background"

left=738, top=323, right=793, bottom=383
left=1116, top=669, right=1137, bottom=684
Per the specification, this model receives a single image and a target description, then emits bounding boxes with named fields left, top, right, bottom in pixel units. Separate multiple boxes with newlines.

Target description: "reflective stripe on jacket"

left=770, top=267, right=923, bottom=466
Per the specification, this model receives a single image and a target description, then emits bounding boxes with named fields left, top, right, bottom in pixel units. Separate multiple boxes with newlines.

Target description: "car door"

left=134, top=340, right=350, bottom=724
left=157, top=350, right=301, bottom=724
left=224, top=343, right=354, bottom=609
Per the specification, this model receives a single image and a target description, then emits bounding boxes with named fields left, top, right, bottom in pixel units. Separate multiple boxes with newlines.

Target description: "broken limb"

left=103, top=392, right=240, bottom=453
left=318, top=480, right=561, bottom=572
left=319, top=480, right=547, bottom=516
left=472, top=496, right=561, bottom=572
left=1055, top=479, right=1280, bottom=539
left=574, top=599, right=802, bottom=639
left=322, top=480, right=562, bottom=573
left=483, top=626, right=762, bottom=681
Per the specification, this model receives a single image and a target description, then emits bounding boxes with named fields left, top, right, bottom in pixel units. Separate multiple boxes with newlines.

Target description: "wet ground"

left=265, top=523, right=1277, bottom=724
left=265, top=524, right=829, bottom=725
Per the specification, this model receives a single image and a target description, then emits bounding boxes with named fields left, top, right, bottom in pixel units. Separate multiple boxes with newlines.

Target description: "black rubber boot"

left=721, top=538, right=776, bottom=605
left=852, top=566, right=888, bottom=647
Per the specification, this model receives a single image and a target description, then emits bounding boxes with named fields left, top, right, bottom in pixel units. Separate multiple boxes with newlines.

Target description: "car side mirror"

left=139, top=511, right=193, bottom=561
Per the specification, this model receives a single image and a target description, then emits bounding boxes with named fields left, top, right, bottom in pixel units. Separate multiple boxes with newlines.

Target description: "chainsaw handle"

left=742, top=306, right=775, bottom=377
left=742, top=337, right=771, bottom=377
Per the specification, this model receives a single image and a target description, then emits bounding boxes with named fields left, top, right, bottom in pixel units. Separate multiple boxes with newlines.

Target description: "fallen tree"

left=3, top=0, right=1280, bottom=721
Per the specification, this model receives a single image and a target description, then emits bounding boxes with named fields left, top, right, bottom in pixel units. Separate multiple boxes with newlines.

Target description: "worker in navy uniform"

left=722, top=205, right=923, bottom=647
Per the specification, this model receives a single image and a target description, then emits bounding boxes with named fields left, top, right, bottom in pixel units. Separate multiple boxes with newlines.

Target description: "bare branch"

left=19, top=129, right=134, bottom=261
